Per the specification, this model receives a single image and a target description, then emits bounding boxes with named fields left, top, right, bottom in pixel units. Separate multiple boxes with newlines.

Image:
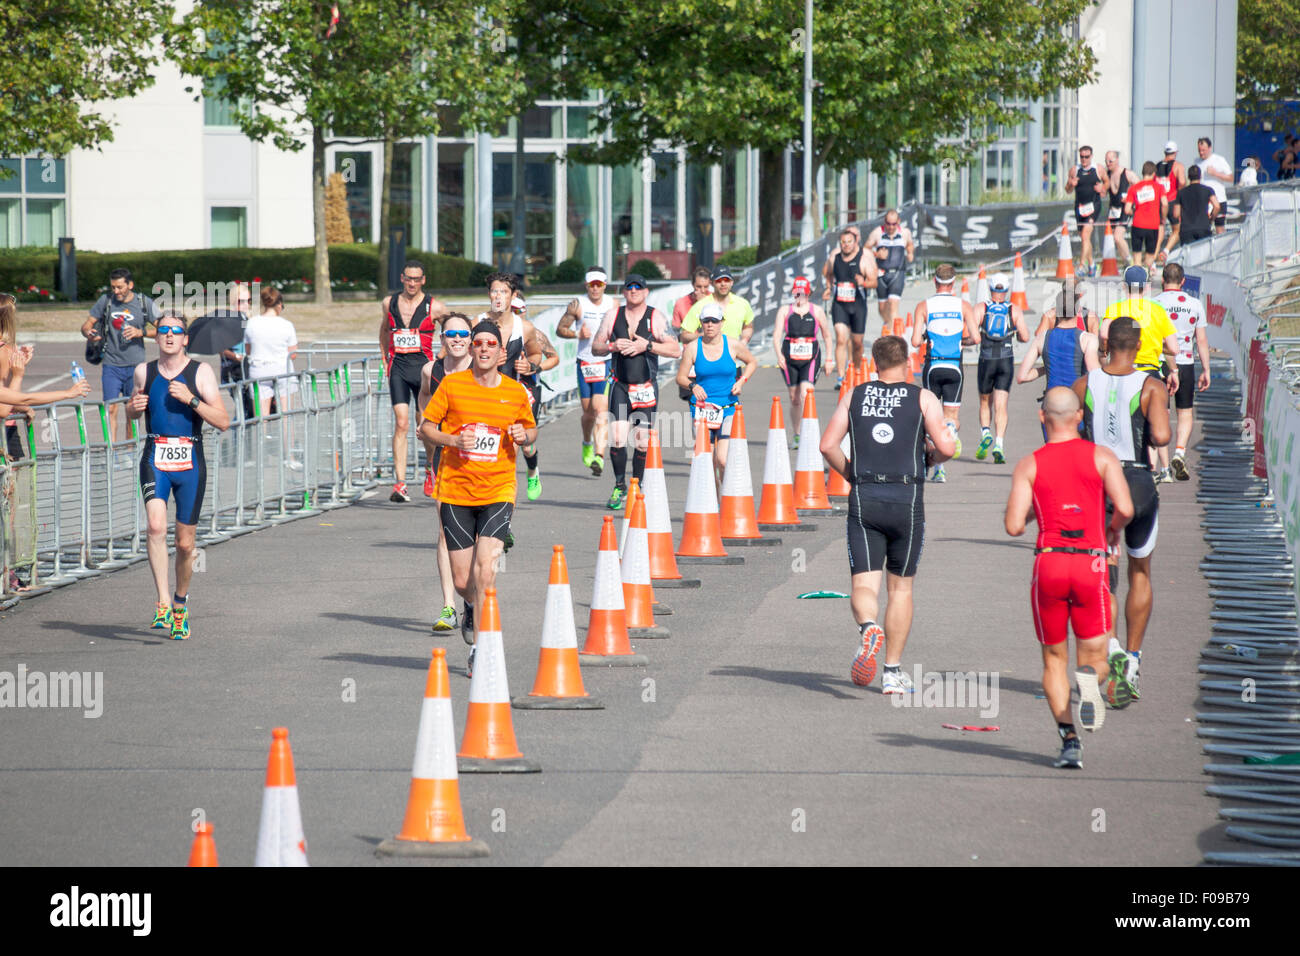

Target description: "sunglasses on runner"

left=157, top=325, right=186, bottom=336
left=587, top=280, right=605, bottom=287
left=624, top=282, right=645, bottom=291
left=442, top=328, right=470, bottom=339
left=700, top=317, right=722, bottom=324
left=472, top=337, right=500, bottom=348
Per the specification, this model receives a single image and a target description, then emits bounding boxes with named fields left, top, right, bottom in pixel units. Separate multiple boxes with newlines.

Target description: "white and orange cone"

left=188, top=822, right=218, bottom=867
left=757, top=397, right=810, bottom=531
left=580, top=516, right=648, bottom=666
left=641, top=429, right=699, bottom=589
left=793, top=390, right=833, bottom=513
left=618, top=477, right=640, bottom=558
left=623, top=493, right=670, bottom=637
left=677, top=417, right=741, bottom=564
left=1011, top=252, right=1031, bottom=312
left=376, top=648, right=490, bottom=857
left=514, top=546, right=604, bottom=708
left=458, top=588, right=541, bottom=772
left=976, top=264, right=989, bottom=304
left=254, top=727, right=309, bottom=867
left=1100, top=222, right=1119, bottom=276
left=720, top=404, right=779, bottom=545
left=960, top=277, right=971, bottom=305
left=1056, top=223, right=1075, bottom=280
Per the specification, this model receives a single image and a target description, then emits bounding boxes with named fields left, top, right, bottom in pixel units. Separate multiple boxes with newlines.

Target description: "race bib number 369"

left=153, top=437, right=194, bottom=472
left=461, top=423, right=502, bottom=462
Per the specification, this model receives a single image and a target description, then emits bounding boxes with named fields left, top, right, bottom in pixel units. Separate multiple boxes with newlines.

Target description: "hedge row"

left=0, top=245, right=492, bottom=301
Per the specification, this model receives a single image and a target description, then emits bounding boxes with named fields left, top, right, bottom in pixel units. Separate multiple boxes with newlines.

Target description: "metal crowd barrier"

left=1193, top=358, right=1300, bottom=866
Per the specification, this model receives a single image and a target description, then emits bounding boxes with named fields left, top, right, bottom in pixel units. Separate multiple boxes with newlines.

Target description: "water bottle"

left=70, top=361, right=85, bottom=384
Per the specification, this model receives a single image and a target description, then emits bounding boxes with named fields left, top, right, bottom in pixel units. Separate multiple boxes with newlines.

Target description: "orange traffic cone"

left=827, top=366, right=855, bottom=498
left=618, top=477, right=640, bottom=558
left=960, top=277, right=971, bottom=304
left=976, top=264, right=989, bottom=304
left=514, top=546, right=604, bottom=709
left=891, top=316, right=903, bottom=337
left=677, top=417, right=741, bottom=564
left=188, top=822, right=218, bottom=867
left=254, top=727, right=308, bottom=867
left=1056, top=223, right=1075, bottom=279
left=581, top=516, right=648, bottom=665
left=458, top=588, right=541, bottom=772
left=757, top=397, right=813, bottom=531
left=376, top=648, right=490, bottom=857
left=1100, top=222, right=1119, bottom=276
left=641, top=429, right=699, bottom=589
left=720, top=404, right=779, bottom=545
left=623, top=493, right=670, bottom=637
left=1011, top=252, right=1031, bottom=312
left=793, top=390, right=832, bottom=513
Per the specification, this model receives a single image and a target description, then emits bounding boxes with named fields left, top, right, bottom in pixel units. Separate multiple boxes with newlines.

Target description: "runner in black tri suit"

left=1104, top=150, right=1137, bottom=267
left=972, top=274, right=1028, bottom=464
left=127, top=313, right=230, bottom=640
left=866, top=210, right=915, bottom=331
left=775, top=276, right=835, bottom=443
left=820, top=335, right=955, bottom=695
left=821, top=228, right=876, bottom=389
left=592, top=272, right=682, bottom=510
left=1066, top=146, right=1106, bottom=276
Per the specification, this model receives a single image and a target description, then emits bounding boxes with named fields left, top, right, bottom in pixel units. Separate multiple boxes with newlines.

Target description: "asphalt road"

left=0, top=289, right=1238, bottom=867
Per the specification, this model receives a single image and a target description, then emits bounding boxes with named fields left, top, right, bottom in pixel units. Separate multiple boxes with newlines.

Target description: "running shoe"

left=390, top=481, right=410, bottom=502
left=423, top=469, right=434, bottom=498
left=151, top=603, right=173, bottom=630
left=503, top=531, right=514, bottom=553
left=1105, top=647, right=1134, bottom=709
left=1170, top=455, right=1190, bottom=481
left=1054, top=735, right=1083, bottom=769
left=527, top=472, right=542, bottom=501
left=607, top=485, right=626, bottom=510
left=952, top=433, right=962, bottom=458
left=432, top=605, right=458, bottom=633
left=881, top=668, right=915, bottom=695
left=582, top=443, right=595, bottom=468
left=930, top=464, right=946, bottom=483
left=1075, top=665, right=1105, bottom=732
left=976, top=434, right=993, bottom=460
left=170, top=605, right=190, bottom=640
left=467, top=646, right=476, bottom=678
left=792, top=433, right=800, bottom=450
left=850, top=623, right=885, bottom=687
left=590, top=454, right=604, bottom=477
left=1127, top=657, right=1141, bottom=700
left=992, top=445, right=1006, bottom=465
left=834, top=376, right=843, bottom=391
left=1156, top=468, right=1174, bottom=484
left=461, top=604, right=475, bottom=645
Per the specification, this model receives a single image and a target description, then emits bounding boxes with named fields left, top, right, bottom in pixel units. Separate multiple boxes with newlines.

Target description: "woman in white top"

left=244, top=286, right=298, bottom=416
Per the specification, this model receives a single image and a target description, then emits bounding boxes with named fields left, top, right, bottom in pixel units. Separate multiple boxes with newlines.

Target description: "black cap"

left=470, top=320, right=503, bottom=345
left=711, top=265, right=733, bottom=281
left=624, top=273, right=647, bottom=288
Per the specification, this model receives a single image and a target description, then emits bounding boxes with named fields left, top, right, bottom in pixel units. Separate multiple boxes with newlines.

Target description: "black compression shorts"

left=846, top=489, right=925, bottom=578
left=389, top=360, right=424, bottom=408
left=977, top=356, right=1014, bottom=394
left=439, top=501, right=513, bottom=551
left=924, top=363, right=964, bottom=407
left=1174, top=362, right=1196, bottom=409
left=831, top=301, right=866, bottom=336
left=877, top=269, right=905, bottom=300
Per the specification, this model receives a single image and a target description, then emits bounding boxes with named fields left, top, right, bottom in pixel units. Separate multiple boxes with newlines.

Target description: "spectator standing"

left=244, top=286, right=298, bottom=417
left=672, top=267, right=712, bottom=331
left=80, top=267, right=160, bottom=442
left=1194, top=137, right=1233, bottom=234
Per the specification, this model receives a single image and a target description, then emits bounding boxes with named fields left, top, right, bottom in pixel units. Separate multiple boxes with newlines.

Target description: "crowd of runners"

left=8, top=204, right=1212, bottom=771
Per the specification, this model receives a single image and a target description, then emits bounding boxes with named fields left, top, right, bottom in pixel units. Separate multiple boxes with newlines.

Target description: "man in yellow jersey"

left=419, top=320, right=537, bottom=675
left=1099, top=265, right=1179, bottom=479
left=679, top=265, right=755, bottom=345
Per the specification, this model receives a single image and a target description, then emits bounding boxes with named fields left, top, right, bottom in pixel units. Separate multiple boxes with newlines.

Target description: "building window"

left=649, top=151, right=677, bottom=250
left=0, top=157, right=68, bottom=248
left=565, top=160, right=599, bottom=266
left=210, top=206, right=248, bottom=248
left=437, top=143, right=474, bottom=258
left=720, top=150, right=748, bottom=251
left=335, top=151, right=373, bottom=242
left=390, top=143, right=423, bottom=250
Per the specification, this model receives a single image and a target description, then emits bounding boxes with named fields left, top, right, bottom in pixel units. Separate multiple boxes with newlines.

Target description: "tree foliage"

left=1237, top=0, right=1300, bottom=132
left=0, top=1, right=171, bottom=161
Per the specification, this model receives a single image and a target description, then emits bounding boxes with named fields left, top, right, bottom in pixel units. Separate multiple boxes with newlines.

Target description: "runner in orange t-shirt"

left=419, top=320, right=537, bottom=673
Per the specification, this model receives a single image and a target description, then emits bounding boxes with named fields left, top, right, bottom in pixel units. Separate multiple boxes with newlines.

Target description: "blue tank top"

left=979, top=300, right=1015, bottom=360
left=1043, top=327, right=1085, bottom=390
left=691, top=336, right=736, bottom=410
left=144, top=360, right=204, bottom=440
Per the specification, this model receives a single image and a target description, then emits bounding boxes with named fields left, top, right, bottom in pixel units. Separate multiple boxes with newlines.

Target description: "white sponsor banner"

left=1188, top=269, right=1260, bottom=413
left=1262, top=382, right=1300, bottom=604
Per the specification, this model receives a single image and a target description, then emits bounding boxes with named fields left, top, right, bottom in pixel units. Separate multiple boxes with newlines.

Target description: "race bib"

left=392, top=330, right=421, bottom=353
left=153, top=437, right=194, bottom=472
left=1108, top=204, right=1123, bottom=219
left=1077, top=201, right=1094, bottom=217
left=627, top=381, right=656, bottom=409
left=1136, top=185, right=1156, bottom=205
left=835, top=282, right=857, bottom=303
left=788, top=337, right=815, bottom=360
left=701, top=403, right=725, bottom=430
left=580, top=360, right=608, bottom=384
left=460, top=423, right=502, bottom=463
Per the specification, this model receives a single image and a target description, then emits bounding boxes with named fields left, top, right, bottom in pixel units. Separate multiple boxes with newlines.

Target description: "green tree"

left=170, top=0, right=514, bottom=303
left=0, top=2, right=171, bottom=162
left=543, top=0, right=1095, bottom=259
left=1237, top=0, right=1300, bottom=132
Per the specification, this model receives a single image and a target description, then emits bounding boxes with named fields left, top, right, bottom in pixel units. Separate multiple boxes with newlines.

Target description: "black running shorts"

left=924, top=363, right=964, bottom=407
left=1174, top=362, right=1196, bottom=410
left=977, top=357, right=1014, bottom=395
left=439, top=501, right=513, bottom=551
left=831, top=300, right=867, bottom=336
left=846, top=488, right=925, bottom=578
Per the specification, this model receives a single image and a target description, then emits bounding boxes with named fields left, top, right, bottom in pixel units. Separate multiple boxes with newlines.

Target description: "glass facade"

left=436, top=142, right=474, bottom=258
left=335, top=151, right=373, bottom=243
left=210, top=206, right=247, bottom=247
left=0, top=157, right=67, bottom=248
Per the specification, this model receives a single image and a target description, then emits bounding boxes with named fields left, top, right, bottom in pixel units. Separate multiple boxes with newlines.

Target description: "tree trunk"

left=377, top=126, right=395, bottom=293
left=757, top=147, right=785, bottom=262
left=312, top=125, right=333, bottom=306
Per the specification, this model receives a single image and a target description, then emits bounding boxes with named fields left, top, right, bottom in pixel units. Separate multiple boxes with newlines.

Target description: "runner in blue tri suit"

left=972, top=273, right=1029, bottom=464
left=675, top=301, right=757, bottom=487
left=910, top=264, right=977, bottom=482
left=128, top=314, right=229, bottom=639
left=1016, top=288, right=1101, bottom=441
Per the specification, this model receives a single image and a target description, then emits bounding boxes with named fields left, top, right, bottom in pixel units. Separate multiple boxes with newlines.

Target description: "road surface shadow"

left=40, top=620, right=165, bottom=646
left=931, top=536, right=1033, bottom=551
left=322, top=652, right=429, bottom=671
left=875, top=731, right=1049, bottom=767
left=320, top=611, right=431, bottom=634
left=709, top=665, right=860, bottom=700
